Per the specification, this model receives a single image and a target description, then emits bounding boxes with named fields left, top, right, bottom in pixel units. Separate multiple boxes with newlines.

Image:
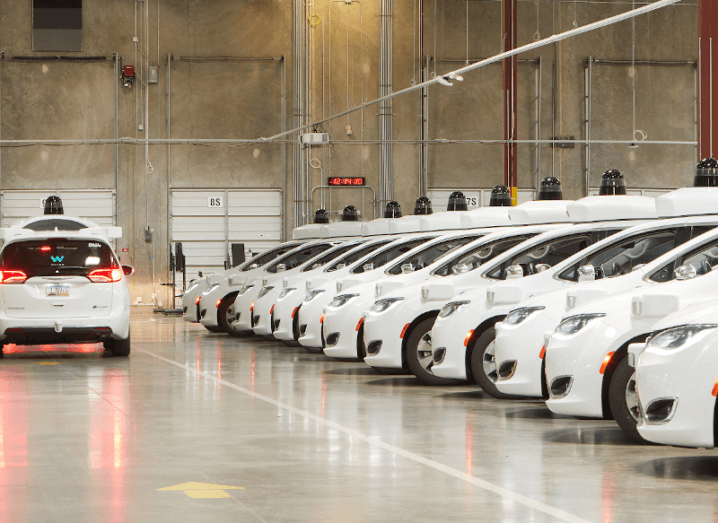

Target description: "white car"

left=297, top=234, right=441, bottom=349
left=632, top=301, right=718, bottom=448
left=251, top=240, right=366, bottom=336
left=0, top=220, right=132, bottom=357
left=227, top=240, right=344, bottom=335
left=429, top=196, right=658, bottom=393
left=494, top=211, right=718, bottom=400
left=182, top=241, right=302, bottom=326
left=544, top=233, right=718, bottom=441
left=271, top=238, right=394, bottom=343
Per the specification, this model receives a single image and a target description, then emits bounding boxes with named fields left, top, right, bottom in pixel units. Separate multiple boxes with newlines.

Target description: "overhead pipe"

left=379, top=0, right=394, bottom=208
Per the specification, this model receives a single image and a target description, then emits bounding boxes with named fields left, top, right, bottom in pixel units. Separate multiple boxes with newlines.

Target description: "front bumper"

left=181, top=284, right=206, bottom=322
left=298, top=292, right=332, bottom=348
left=430, top=304, right=478, bottom=380
left=322, top=295, right=373, bottom=359
left=252, top=293, right=277, bottom=336
left=494, top=310, right=560, bottom=398
left=230, top=287, right=261, bottom=332
left=272, top=293, right=304, bottom=341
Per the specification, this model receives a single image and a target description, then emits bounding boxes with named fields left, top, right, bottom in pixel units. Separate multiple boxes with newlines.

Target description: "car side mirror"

left=452, top=263, right=469, bottom=275
left=249, top=263, right=259, bottom=269
left=674, top=264, right=697, bottom=281
left=122, top=265, right=134, bottom=276
left=578, top=265, right=595, bottom=282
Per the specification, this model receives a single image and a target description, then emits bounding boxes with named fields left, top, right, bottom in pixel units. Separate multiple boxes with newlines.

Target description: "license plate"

left=46, top=285, right=70, bottom=296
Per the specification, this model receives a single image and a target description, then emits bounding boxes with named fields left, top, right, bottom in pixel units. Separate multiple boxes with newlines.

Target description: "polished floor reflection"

left=0, top=310, right=716, bottom=522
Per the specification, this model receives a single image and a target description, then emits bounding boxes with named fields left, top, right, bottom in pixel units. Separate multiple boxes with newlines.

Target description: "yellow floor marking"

left=157, top=482, right=244, bottom=499
left=35, top=362, right=59, bottom=365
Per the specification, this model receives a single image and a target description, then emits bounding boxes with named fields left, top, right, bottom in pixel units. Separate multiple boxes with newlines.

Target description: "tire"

left=357, top=324, right=367, bottom=359
left=104, top=335, right=130, bottom=357
left=204, top=325, right=224, bottom=333
left=609, top=357, right=648, bottom=444
left=217, top=292, right=239, bottom=332
left=405, top=317, right=459, bottom=386
left=292, top=304, right=302, bottom=341
left=469, top=326, right=516, bottom=399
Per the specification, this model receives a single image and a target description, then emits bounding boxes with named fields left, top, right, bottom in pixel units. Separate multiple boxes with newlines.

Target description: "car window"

left=300, top=243, right=362, bottom=273
left=241, top=244, right=299, bottom=272
left=648, top=238, right=718, bottom=283
left=558, top=229, right=684, bottom=282
left=325, top=240, right=392, bottom=272
left=485, top=230, right=622, bottom=280
left=22, top=219, right=87, bottom=231
left=266, top=244, right=333, bottom=273
left=0, top=239, right=117, bottom=278
left=385, top=235, right=481, bottom=275
left=351, top=238, right=432, bottom=274
left=432, top=234, right=537, bottom=277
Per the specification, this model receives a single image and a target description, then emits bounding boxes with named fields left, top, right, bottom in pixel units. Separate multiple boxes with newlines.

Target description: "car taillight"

left=88, top=268, right=122, bottom=283
left=0, top=270, right=27, bottom=284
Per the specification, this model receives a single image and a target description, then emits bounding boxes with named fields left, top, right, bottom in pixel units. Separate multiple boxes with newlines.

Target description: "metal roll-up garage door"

left=170, top=189, right=282, bottom=277
left=1, top=189, right=116, bottom=227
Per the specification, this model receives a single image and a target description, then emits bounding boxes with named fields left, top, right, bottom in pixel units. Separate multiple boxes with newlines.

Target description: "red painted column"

left=699, top=0, right=718, bottom=159
left=502, top=0, right=518, bottom=203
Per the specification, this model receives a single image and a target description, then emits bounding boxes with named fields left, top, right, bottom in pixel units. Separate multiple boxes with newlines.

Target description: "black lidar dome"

left=44, top=195, right=64, bottom=215
left=489, top=185, right=512, bottom=207
left=313, top=209, right=329, bottom=224
left=599, top=169, right=627, bottom=195
left=413, top=196, right=433, bottom=215
left=384, top=201, right=402, bottom=218
left=342, top=205, right=359, bottom=221
left=447, top=191, right=468, bottom=211
left=538, top=177, right=563, bottom=200
left=694, top=158, right=718, bottom=187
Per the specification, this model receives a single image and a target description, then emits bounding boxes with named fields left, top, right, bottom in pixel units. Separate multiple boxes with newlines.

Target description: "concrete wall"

left=0, top=0, right=699, bottom=304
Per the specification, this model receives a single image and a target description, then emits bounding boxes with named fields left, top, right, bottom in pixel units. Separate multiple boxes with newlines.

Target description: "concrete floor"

left=0, top=311, right=716, bottom=522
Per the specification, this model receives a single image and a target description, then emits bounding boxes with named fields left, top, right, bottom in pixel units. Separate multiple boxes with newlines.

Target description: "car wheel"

left=217, top=293, right=238, bottom=331
left=609, top=358, right=648, bottom=444
left=204, top=325, right=224, bottom=333
left=406, top=317, right=459, bottom=386
left=104, top=335, right=130, bottom=357
left=469, top=326, right=516, bottom=399
left=356, top=324, right=367, bottom=359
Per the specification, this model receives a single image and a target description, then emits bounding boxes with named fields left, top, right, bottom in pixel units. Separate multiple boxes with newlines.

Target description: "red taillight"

left=356, top=317, right=365, bottom=332
left=0, top=270, right=28, bottom=284
left=291, top=307, right=298, bottom=319
left=539, top=345, right=546, bottom=359
left=195, top=297, right=201, bottom=305
left=599, top=352, right=615, bottom=374
left=399, top=323, right=410, bottom=339
left=87, top=268, right=122, bottom=283
left=464, top=329, right=474, bottom=347
left=40, top=246, right=51, bottom=252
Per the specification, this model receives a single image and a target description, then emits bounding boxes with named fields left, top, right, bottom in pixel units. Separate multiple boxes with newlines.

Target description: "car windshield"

left=558, top=229, right=686, bottom=282
left=432, top=234, right=537, bottom=277
left=385, top=234, right=480, bottom=275
left=325, top=240, right=392, bottom=272
left=266, top=244, right=333, bottom=273
left=241, top=244, right=299, bottom=272
left=485, top=230, right=621, bottom=280
left=22, top=219, right=88, bottom=231
left=648, top=236, right=718, bottom=283
left=351, top=237, right=433, bottom=274
left=300, top=242, right=363, bottom=273
left=0, top=239, right=117, bottom=278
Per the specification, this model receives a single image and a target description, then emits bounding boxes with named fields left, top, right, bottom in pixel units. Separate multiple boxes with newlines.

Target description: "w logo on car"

left=51, top=256, right=64, bottom=263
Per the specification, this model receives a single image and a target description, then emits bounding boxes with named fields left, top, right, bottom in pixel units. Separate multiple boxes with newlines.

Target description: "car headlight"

left=278, top=287, right=296, bottom=300
left=439, top=300, right=471, bottom=318
left=647, top=324, right=718, bottom=350
left=556, top=313, right=606, bottom=335
left=330, top=293, right=360, bottom=308
left=203, top=283, right=220, bottom=294
left=371, top=297, right=404, bottom=314
left=305, top=289, right=326, bottom=303
left=504, top=306, right=546, bottom=325
left=237, top=284, right=254, bottom=296
left=257, top=286, right=275, bottom=299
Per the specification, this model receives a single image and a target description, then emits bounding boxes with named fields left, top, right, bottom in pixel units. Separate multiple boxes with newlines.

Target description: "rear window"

left=0, top=239, right=117, bottom=278
left=22, top=219, right=88, bottom=231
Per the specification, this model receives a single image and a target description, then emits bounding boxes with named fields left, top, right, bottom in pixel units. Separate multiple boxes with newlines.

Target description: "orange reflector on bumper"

left=292, top=307, right=299, bottom=319
left=270, top=305, right=275, bottom=315
left=356, top=317, right=365, bottom=332
left=216, top=299, right=221, bottom=308
left=399, top=323, right=410, bottom=339
left=539, top=345, right=546, bottom=359
left=712, top=377, right=718, bottom=397
left=250, top=303, right=254, bottom=312
left=195, top=297, right=201, bottom=305
left=320, top=313, right=325, bottom=324
left=599, top=352, right=615, bottom=374
left=464, top=329, right=474, bottom=347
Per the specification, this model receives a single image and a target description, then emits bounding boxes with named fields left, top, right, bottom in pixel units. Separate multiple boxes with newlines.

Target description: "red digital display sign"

left=327, top=177, right=365, bottom=186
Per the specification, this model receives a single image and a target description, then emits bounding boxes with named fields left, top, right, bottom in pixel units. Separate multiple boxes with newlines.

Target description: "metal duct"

left=379, top=0, right=394, bottom=207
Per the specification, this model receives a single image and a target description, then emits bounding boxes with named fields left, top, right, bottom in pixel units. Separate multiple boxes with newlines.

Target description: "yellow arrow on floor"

left=157, top=482, right=244, bottom=499
left=34, top=362, right=59, bottom=365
